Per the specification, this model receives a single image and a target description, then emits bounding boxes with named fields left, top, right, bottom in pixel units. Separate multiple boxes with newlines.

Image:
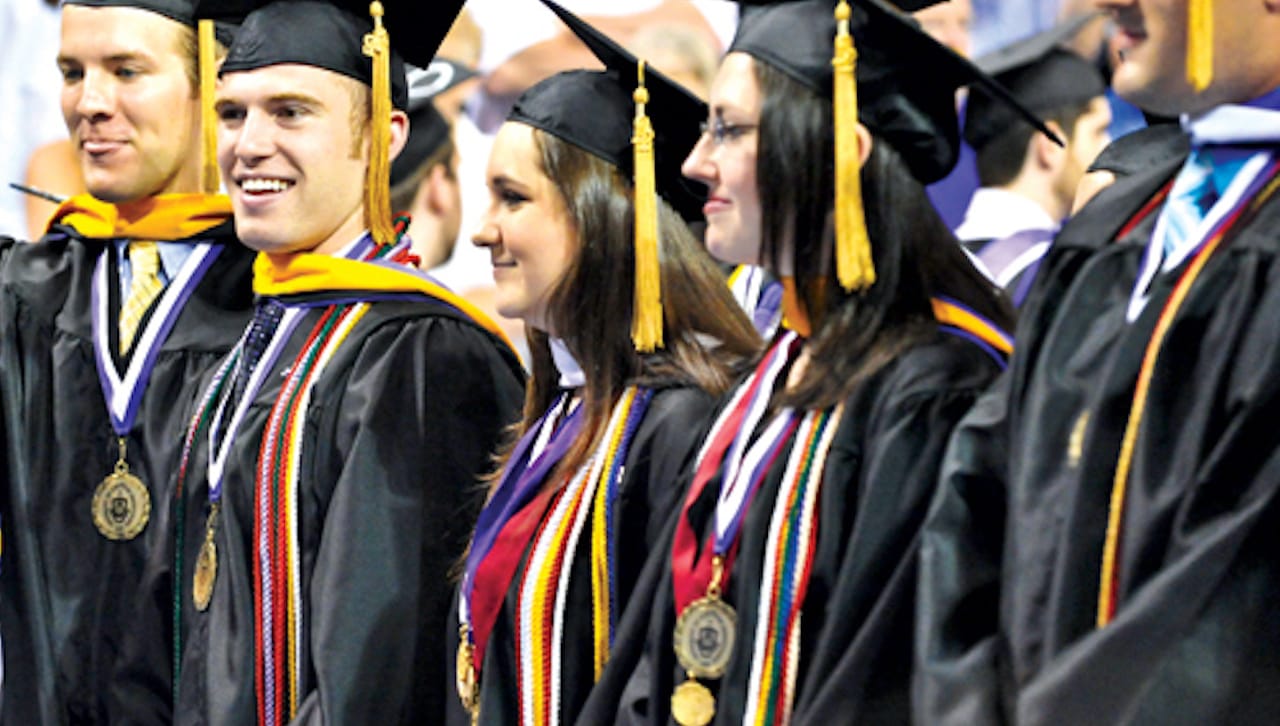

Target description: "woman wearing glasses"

left=580, top=1, right=1034, bottom=724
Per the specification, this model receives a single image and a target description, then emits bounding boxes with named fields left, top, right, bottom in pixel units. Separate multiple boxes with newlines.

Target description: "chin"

left=84, top=177, right=142, bottom=205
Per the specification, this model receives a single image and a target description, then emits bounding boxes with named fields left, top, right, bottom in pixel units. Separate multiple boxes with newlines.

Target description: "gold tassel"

left=831, top=1, right=874, bottom=292
left=362, top=1, right=395, bottom=246
left=1187, top=0, right=1213, bottom=92
left=631, top=60, right=663, bottom=352
left=198, top=19, right=220, bottom=195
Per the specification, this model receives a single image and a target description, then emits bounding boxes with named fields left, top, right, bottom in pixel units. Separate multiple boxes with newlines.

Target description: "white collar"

left=550, top=338, right=585, bottom=389
left=1183, top=103, right=1280, bottom=147
left=954, top=187, right=1059, bottom=244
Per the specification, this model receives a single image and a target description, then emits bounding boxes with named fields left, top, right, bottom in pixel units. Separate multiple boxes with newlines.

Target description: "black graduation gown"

left=584, top=329, right=1003, bottom=725
left=916, top=141, right=1280, bottom=725
left=0, top=223, right=255, bottom=724
left=172, top=291, right=525, bottom=725
left=443, top=384, right=717, bottom=726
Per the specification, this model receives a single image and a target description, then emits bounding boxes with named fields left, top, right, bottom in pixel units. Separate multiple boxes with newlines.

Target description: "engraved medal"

left=456, top=625, right=480, bottom=724
left=673, top=594, right=737, bottom=679
left=193, top=505, right=220, bottom=611
left=93, top=446, right=150, bottom=540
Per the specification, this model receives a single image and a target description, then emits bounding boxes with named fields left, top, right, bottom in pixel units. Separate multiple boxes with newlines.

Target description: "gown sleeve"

left=912, top=374, right=1014, bottom=725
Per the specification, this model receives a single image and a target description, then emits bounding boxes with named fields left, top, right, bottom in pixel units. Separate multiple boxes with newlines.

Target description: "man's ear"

left=387, top=109, right=410, bottom=162
left=855, top=121, right=874, bottom=165
left=1033, top=120, right=1067, bottom=170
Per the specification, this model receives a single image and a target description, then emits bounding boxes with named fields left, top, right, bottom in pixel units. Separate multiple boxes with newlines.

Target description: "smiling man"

left=0, top=0, right=258, bottom=721
left=916, top=0, right=1280, bottom=723
left=166, top=1, right=524, bottom=722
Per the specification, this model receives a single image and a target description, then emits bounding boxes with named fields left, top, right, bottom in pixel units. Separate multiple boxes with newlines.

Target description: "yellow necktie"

left=118, top=241, right=165, bottom=354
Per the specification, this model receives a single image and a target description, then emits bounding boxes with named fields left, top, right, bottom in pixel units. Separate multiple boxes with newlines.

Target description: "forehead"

left=709, top=53, right=762, bottom=114
left=488, top=122, right=545, bottom=176
left=218, top=63, right=359, bottom=108
left=60, top=4, right=187, bottom=61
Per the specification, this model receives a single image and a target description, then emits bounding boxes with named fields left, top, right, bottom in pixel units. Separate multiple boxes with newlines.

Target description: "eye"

left=59, top=66, right=84, bottom=84
left=114, top=66, right=141, bottom=80
left=216, top=105, right=246, bottom=124
left=499, top=189, right=528, bottom=207
left=700, top=119, right=758, bottom=146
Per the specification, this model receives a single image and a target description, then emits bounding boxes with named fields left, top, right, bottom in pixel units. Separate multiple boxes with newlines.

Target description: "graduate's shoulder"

left=861, top=324, right=1007, bottom=411
left=338, top=294, right=525, bottom=382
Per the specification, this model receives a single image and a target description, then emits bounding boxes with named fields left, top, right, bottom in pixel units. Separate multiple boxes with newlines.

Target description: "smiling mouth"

left=80, top=139, right=126, bottom=155
left=239, top=178, right=295, bottom=194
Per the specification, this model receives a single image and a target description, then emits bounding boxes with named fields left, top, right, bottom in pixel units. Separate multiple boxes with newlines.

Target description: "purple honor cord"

left=462, top=395, right=585, bottom=605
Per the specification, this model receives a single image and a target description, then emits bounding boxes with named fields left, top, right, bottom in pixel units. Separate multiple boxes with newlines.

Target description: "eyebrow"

left=488, top=173, right=530, bottom=191
left=57, top=51, right=152, bottom=67
left=213, top=92, right=325, bottom=109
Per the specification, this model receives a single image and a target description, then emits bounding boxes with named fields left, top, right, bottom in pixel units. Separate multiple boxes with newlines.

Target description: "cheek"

left=60, top=88, right=78, bottom=124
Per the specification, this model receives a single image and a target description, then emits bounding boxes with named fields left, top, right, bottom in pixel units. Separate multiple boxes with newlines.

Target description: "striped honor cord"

left=743, top=404, right=843, bottom=725
left=254, top=302, right=370, bottom=725
left=515, top=387, right=652, bottom=726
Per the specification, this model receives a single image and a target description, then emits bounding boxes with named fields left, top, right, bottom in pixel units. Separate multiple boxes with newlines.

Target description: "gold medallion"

left=456, top=628, right=480, bottom=723
left=92, top=464, right=151, bottom=541
left=671, top=678, right=716, bottom=726
left=673, top=594, right=737, bottom=679
left=193, top=537, right=217, bottom=611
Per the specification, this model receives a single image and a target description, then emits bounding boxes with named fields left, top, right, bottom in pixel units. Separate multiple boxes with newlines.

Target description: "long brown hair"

left=752, top=59, right=1014, bottom=411
left=503, top=128, right=761, bottom=484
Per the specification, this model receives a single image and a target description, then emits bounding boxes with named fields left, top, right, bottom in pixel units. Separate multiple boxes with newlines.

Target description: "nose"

left=471, top=220, right=500, bottom=249
left=681, top=133, right=715, bottom=186
left=74, top=68, right=115, bottom=121
left=228, top=108, right=276, bottom=164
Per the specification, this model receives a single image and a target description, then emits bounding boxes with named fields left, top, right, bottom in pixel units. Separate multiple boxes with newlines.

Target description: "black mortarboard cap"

left=730, top=0, right=1058, bottom=184
left=65, top=0, right=198, bottom=26
left=218, top=1, right=407, bottom=109
left=512, top=0, right=710, bottom=350
left=69, top=0, right=238, bottom=45
left=510, top=0, right=707, bottom=222
left=390, top=61, right=471, bottom=186
left=964, top=13, right=1107, bottom=150
left=212, top=0, right=464, bottom=110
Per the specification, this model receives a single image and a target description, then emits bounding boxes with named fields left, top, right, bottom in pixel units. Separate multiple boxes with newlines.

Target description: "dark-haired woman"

left=582, top=1, right=1022, bottom=724
left=445, top=13, right=762, bottom=724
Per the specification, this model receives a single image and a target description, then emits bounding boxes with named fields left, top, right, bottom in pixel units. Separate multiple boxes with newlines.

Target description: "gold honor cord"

left=362, top=1, right=395, bottom=246
left=199, top=19, right=220, bottom=194
left=1187, top=0, right=1213, bottom=92
left=632, top=60, right=664, bottom=352
left=832, top=0, right=874, bottom=292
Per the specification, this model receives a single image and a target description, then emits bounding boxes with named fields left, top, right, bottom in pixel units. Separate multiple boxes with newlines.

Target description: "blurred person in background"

left=955, top=14, right=1111, bottom=305
left=391, top=61, right=471, bottom=271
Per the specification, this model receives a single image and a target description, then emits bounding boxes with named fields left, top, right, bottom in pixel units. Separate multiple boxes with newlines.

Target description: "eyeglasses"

left=698, top=119, right=758, bottom=147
